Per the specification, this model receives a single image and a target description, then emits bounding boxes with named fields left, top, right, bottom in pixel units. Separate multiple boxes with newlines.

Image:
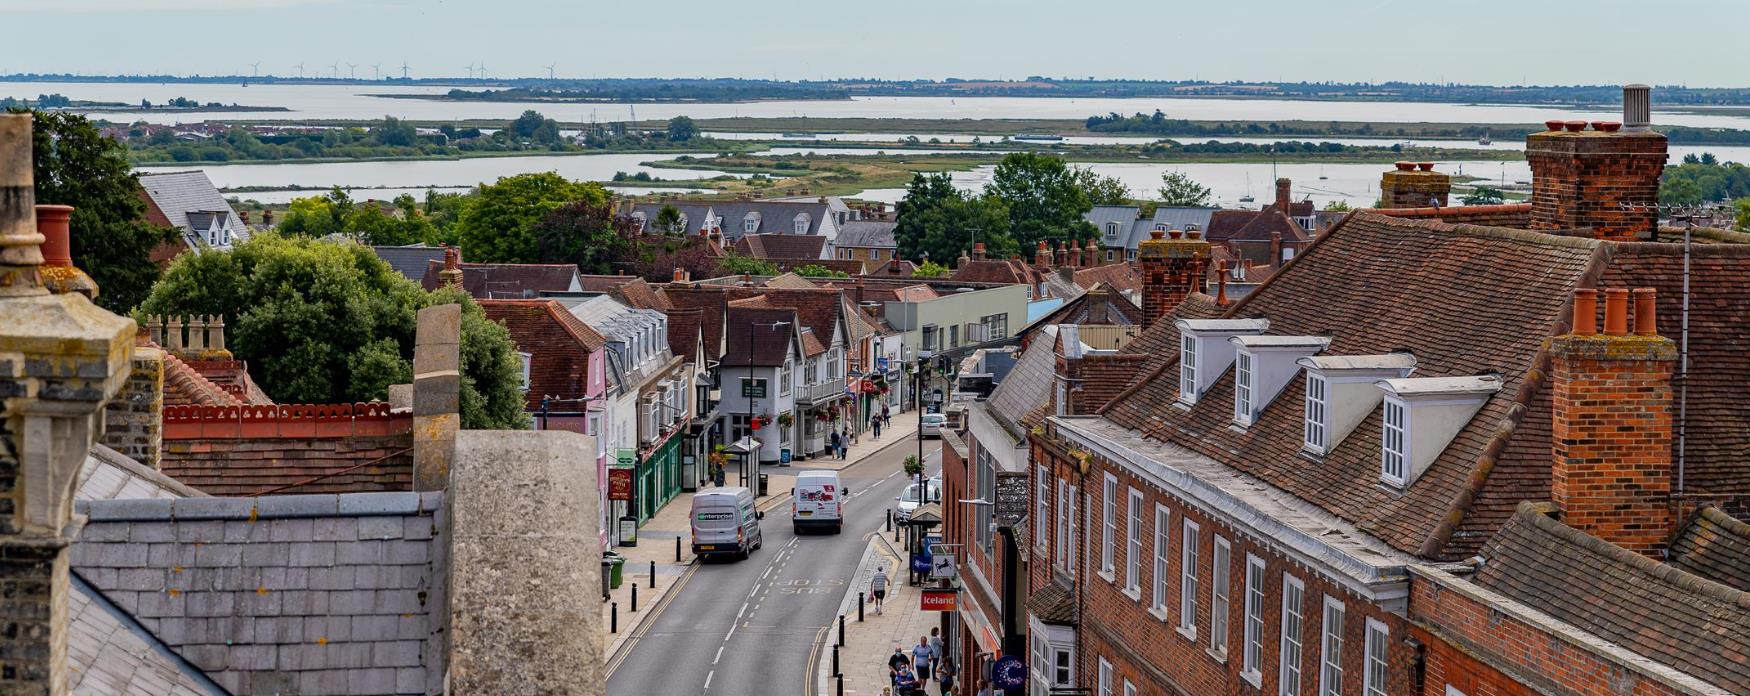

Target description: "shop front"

left=637, top=435, right=683, bottom=521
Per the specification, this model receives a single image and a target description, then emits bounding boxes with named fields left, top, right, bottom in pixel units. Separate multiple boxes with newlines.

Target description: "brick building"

left=1019, top=88, right=1750, bottom=696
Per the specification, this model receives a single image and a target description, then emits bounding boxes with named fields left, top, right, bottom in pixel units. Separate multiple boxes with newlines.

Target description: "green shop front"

left=636, top=435, right=684, bottom=522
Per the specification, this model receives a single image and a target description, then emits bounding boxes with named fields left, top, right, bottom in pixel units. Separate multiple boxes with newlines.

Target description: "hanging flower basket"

left=777, top=412, right=794, bottom=428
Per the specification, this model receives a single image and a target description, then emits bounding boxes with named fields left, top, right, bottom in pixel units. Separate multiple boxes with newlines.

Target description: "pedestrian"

left=887, top=647, right=910, bottom=682
left=912, top=636, right=932, bottom=686
left=882, top=403, right=891, bottom=428
left=829, top=430, right=841, bottom=461
left=894, top=664, right=920, bottom=695
left=872, top=414, right=883, bottom=439
left=935, top=656, right=957, bottom=696
left=974, top=677, right=992, bottom=696
left=928, top=627, right=943, bottom=675
left=870, top=566, right=889, bottom=614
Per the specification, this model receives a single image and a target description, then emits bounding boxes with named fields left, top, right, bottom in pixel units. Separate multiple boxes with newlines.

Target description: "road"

left=607, top=434, right=941, bottom=696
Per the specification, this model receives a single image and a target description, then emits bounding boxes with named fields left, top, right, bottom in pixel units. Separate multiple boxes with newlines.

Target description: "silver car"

left=919, top=413, right=947, bottom=438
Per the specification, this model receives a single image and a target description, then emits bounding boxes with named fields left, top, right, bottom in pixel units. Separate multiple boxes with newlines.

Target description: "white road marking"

left=713, top=646, right=724, bottom=664
left=704, top=670, right=714, bottom=689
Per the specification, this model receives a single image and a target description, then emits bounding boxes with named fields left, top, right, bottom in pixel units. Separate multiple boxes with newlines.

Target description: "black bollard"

left=650, top=560, right=656, bottom=588
left=675, top=536, right=682, bottom=562
left=631, top=583, right=638, bottom=612
left=858, top=592, right=865, bottom=622
left=832, top=644, right=840, bottom=677
left=837, top=614, right=845, bottom=648
left=886, top=508, right=892, bottom=532
left=836, top=674, right=844, bottom=696
left=611, top=602, right=618, bottom=633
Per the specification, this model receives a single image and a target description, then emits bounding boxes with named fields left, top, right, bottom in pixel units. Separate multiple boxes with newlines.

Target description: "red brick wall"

left=482, top=301, right=596, bottom=411
left=1380, top=169, right=1452, bottom=210
left=1031, top=438, right=1416, bottom=696
left=1072, top=354, right=1149, bottom=415
left=1409, top=570, right=1689, bottom=696
left=1549, top=334, right=1677, bottom=556
left=1525, top=129, right=1667, bottom=241
left=159, top=403, right=413, bottom=495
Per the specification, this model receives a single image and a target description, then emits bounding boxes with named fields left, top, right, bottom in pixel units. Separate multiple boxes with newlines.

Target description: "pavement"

left=601, top=408, right=923, bottom=663
left=815, top=535, right=952, bottom=696
left=605, top=418, right=939, bottom=696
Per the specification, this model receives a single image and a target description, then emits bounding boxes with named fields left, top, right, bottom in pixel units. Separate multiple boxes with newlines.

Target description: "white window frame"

left=1097, top=657, right=1113, bottom=696
left=1304, top=371, right=1328, bottom=453
left=780, top=360, right=793, bottom=396
left=1179, top=334, right=1198, bottom=404
left=744, top=215, right=758, bottom=233
left=1055, top=478, right=1068, bottom=572
left=794, top=214, right=809, bottom=234
left=1363, top=618, right=1389, bottom=696
left=1211, top=536, right=1231, bottom=660
left=1241, top=553, right=1266, bottom=686
left=1320, top=597, right=1345, bottom=696
left=1381, top=397, right=1408, bottom=486
left=1279, top=574, right=1306, bottom=696
left=1106, top=221, right=1120, bottom=238
left=1124, top=488, right=1143, bottom=598
left=1055, top=379, right=1067, bottom=417
left=1178, top=519, right=1200, bottom=640
left=1123, top=680, right=1137, bottom=696
left=1067, top=484, right=1079, bottom=580
left=1035, top=465, right=1050, bottom=549
left=517, top=352, right=533, bottom=392
left=1151, top=504, right=1170, bottom=619
left=1100, top=474, right=1117, bottom=580
left=1234, top=351, right=1254, bottom=426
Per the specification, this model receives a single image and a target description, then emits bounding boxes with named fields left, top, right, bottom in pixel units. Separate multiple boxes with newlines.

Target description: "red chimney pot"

left=1632, top=287, right=1657, bottom=336
left=1563, top=120, right=1587, bottom=133
left=1416, top=162, right=1435, bottom=172
left=1394, top=161, right=1416, bottom=172
left=1167, top=228, right=1183, bottom=239
left=1544, top=119, right=1565, bottom=131
left=35, top=204, right=75, bottom=268
left=1603, top=288, right=1630, bottom=335
left=1571, top=288, right=1597, bottom=335
left=1593, top=121, right=1622, bottom=133
left=1149, top=229, right=1165, bottom=240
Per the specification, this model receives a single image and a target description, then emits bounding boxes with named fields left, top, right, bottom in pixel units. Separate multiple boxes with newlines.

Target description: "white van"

left=691, top=487, right=763, bottom=560
left=792, top=470, right=847, bottom=534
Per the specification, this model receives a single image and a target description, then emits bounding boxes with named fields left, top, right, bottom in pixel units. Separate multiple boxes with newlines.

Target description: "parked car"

left=920, top=413, right=947, bottom=438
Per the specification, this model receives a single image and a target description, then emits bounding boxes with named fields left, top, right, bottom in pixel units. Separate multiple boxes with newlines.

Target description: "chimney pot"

left=1417, top=162, right=1435, bottom=172
left=1591, top=121, right=1622, bottom=133
left=1563, top=120, right=1587, bottom=133
left=34, top=204, right=74, bottom=268
left=1186, top=227, right=1203, bottom=240
left=673, top=267, right=686, bottom=283
left=1632, top=287, right=1657, bottom=336
left=1544, top=119, right=1566, bottom=132
left=1571, top=288, right=1597, bottom=335
left=1149, top=228, right=1165, bottom=240
left=1394, top=161, right=1416, bottom=172
left=1603, top=288, right=1630, bottom=336
left=1622, top=84, right=1652, bottom=131
left=1167, top=228, right=1183, bottom=239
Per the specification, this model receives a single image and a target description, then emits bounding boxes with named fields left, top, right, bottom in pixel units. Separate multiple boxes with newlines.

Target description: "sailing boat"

left=1239, top=173, right=1256, bottom=203
left=1318, top=165, right=1328, bottom=180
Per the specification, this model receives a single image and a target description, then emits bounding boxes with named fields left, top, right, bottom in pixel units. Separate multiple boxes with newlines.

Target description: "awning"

left=724, top=437, right=762, bottom=456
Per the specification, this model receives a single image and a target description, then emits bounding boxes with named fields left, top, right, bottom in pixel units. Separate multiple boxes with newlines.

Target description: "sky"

left=4, top=0, right=1743, bottom=87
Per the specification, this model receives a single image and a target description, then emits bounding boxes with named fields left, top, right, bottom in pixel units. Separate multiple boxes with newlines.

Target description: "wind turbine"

left=545, top=63, right=556, bottom=80
left=295, top=62, right=305, bottom=79
left=400, top=61, right=409, bottom=79
left=476, top=61, right=487, bottom=80
left=346, top=63, right=358, bottom=80
left=329, top=62, right=339, bottom=79
left=372, top=63, right=382, bottom=80
left=249, top=61, right=261, bottom=77
left=464, top=62, right=475, bottom=79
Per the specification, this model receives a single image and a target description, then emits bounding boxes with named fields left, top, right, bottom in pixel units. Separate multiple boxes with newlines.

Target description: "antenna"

left=372, top=63, right=381, bottom=80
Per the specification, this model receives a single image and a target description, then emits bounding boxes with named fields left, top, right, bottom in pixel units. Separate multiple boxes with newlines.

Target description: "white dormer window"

left=744, top=214, right=759, bottom=233
left=1296, top=353, right=1417, bottom=456
left=1381, top=398, right=1408, bottom=486
left=794, top=213, right=810, bottom=234
left=1233, top=352, right=1253, bottom=425
left=1179, top=335, right=1198, bottom=404
left=1175, top=319, right=1270, bottom=405
left=1373, top=375, right=1502, bottom=488
left=1106, top=222, right=1120, bottom=237
left=221, top=221, right=232, bottom=246
left=1304, top=373, right=1327, bottom=451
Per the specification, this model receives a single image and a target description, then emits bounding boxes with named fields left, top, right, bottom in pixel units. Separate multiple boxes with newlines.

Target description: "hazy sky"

left=5, top=0, right=1742, bottom=87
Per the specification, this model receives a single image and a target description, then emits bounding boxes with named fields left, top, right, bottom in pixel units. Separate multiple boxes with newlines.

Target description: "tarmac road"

left=607, top=434, right=941, bottom=696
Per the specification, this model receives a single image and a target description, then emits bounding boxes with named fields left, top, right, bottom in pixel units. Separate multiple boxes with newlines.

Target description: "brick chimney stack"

left=1549, top=286, right=1677, bottom=557
left=971, top=241, right=986, bottom=261
left=1054, top=242, right=1067, bottom=267
left=1034, top=241, right=1050, bottom=268
left=0, top=113, right=137, bottom=695
left=1137, top=228, right=1210, bottom=328
left=1082, top=239, right=1098, bottom=267
left=1527, top=85, right=1667, bottom=241
left=1380, top=161, right=1453, bottom=209
left=439, top=245, right=463, bottom=289
left=1274, top=178, right=1292, bottom=213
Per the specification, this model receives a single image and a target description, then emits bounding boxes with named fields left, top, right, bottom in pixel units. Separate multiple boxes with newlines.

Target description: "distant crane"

left=346, top=63, right=358, bottom=80
left=545, top=63, right=557, bottom=80
left=372, top=63, right=382, bottom=80
left=400, top=61, right=410, bottom=79
left=249, top=61, right=261, bottom=77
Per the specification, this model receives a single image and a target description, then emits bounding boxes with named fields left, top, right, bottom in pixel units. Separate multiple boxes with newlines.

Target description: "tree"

left=911, top=260, right=950, bottom=278
left=343, top=201, right=436, bottom=246
left=28, top=110, right=180, bottom=312
left=1157, top=170, right=1212, bottom=207
left=1074, top=166, right=1131, bottom=205
left=667, top=116, right=699, bottom=142
left=531, top=198, right=631, bottom=275
left=1323, top=200, right=1353, bottom=212
left=509, top=110, right=550, bottom=140
left=457, top=172, right=601, bottom=263
left=1736, top=199, right=1750, bottom=233
left=370, top=116, right=418, bottom=147
left=653, top=205, right=683, bottom=234
left=719, top=254, right=779, bottom=276
left=894, top=172, right=1014, bottom=265
left=277, top=188, right=354, bottom=237
left=903, top=455, right=922, bottom=478
left=985, top=152, right=1092, bottom=251
left=793, top=264, right=849, bottom=279
left=138, top=233, right=527, bottom=429
left=1462, top=187, right=1506, bottom=206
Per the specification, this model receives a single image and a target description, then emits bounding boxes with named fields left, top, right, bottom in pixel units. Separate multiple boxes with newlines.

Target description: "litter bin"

left=758, top=473, right=769, bottom=496
left=605, top=552, right=625, bottom=589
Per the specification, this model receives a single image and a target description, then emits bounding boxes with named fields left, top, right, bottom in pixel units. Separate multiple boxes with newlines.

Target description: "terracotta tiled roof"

left=800, top=329, right=826, bottom=357
left=1115, top=292, right=1222, bottom=388
left=665, top=307, right=706, bottom=361
left=1203, top=210, right=1257, bottom=242
left=609, top=278, right=672, bottom=310
left=1474, top=503, right=1750, bottom=694
left=764, top=273, right=819, bottom=289
left=664, top=286, right=731, bottom=362
left=1072, top=262, right=1141, bottom=295
left=161, top=351, right=243, bottom=407
left=1668, top=506, right=1750, bottom=593
left=421, top=261, right=579, bottom=298
left=1101, top=213, right=1602, bottom=558
left=868, top=259, right=917, bottom=277
left=733, top=233, right=827, bottom=260
left=1228, top=208, right=1310, bottom=243
left=1026, top=580, right=1077, bottom=625
left=1372, top=203, right=1533, bottom=228
left=481, top=299, right=607, bottom=409
left=951, top=259, right=1040, bottom=286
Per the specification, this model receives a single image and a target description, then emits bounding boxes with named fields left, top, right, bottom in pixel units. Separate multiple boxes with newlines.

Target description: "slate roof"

left=73, top=492, right=445, bottom=696
left=1029, top=284, right=1142, bottom=329
left=69, top=574, right=227, bottom=696
left=1668, top=506, right=1750, bottom=593
left=1084, top=205, right=1140, bottom=246
left=80, top=444, right=205, bottom=502
left=420, top=262, right=580, bottom=298
left=707, top=201, right=833, bottom=241
left=1474, top=503, right=1750, bottom=694
left=137, top=171, right=248, bottom=251
left=733, top=233, right=827, bottom=260
left=984, top=326, right=1058, bottom=441
left=370, top=245, right=445, bottom=283
left=834, top=221, right=897, bottom=249
left=1149, top=207, right=1219, bottom=237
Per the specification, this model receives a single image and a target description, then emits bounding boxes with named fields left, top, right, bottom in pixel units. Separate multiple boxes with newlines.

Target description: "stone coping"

left=76, top=491, right=443, bottom=522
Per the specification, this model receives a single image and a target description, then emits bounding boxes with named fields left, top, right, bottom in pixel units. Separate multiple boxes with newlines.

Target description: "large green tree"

left=28, top=110, right=179, bottom=312
left=138, top=233, right=527, bottom=429
left=894, top=172, right=1014, bottom=265
left=456, top=172, right=602, bottom=262
left=666, top=116, right=699, bottom=142
left=1074, top=166, right=1132, bottom=205
left=985, top=152, right=1093, bottom=251
left=1158, top=170, right=1213, bottom=207
left=532, top=198, right=631, bottom=274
